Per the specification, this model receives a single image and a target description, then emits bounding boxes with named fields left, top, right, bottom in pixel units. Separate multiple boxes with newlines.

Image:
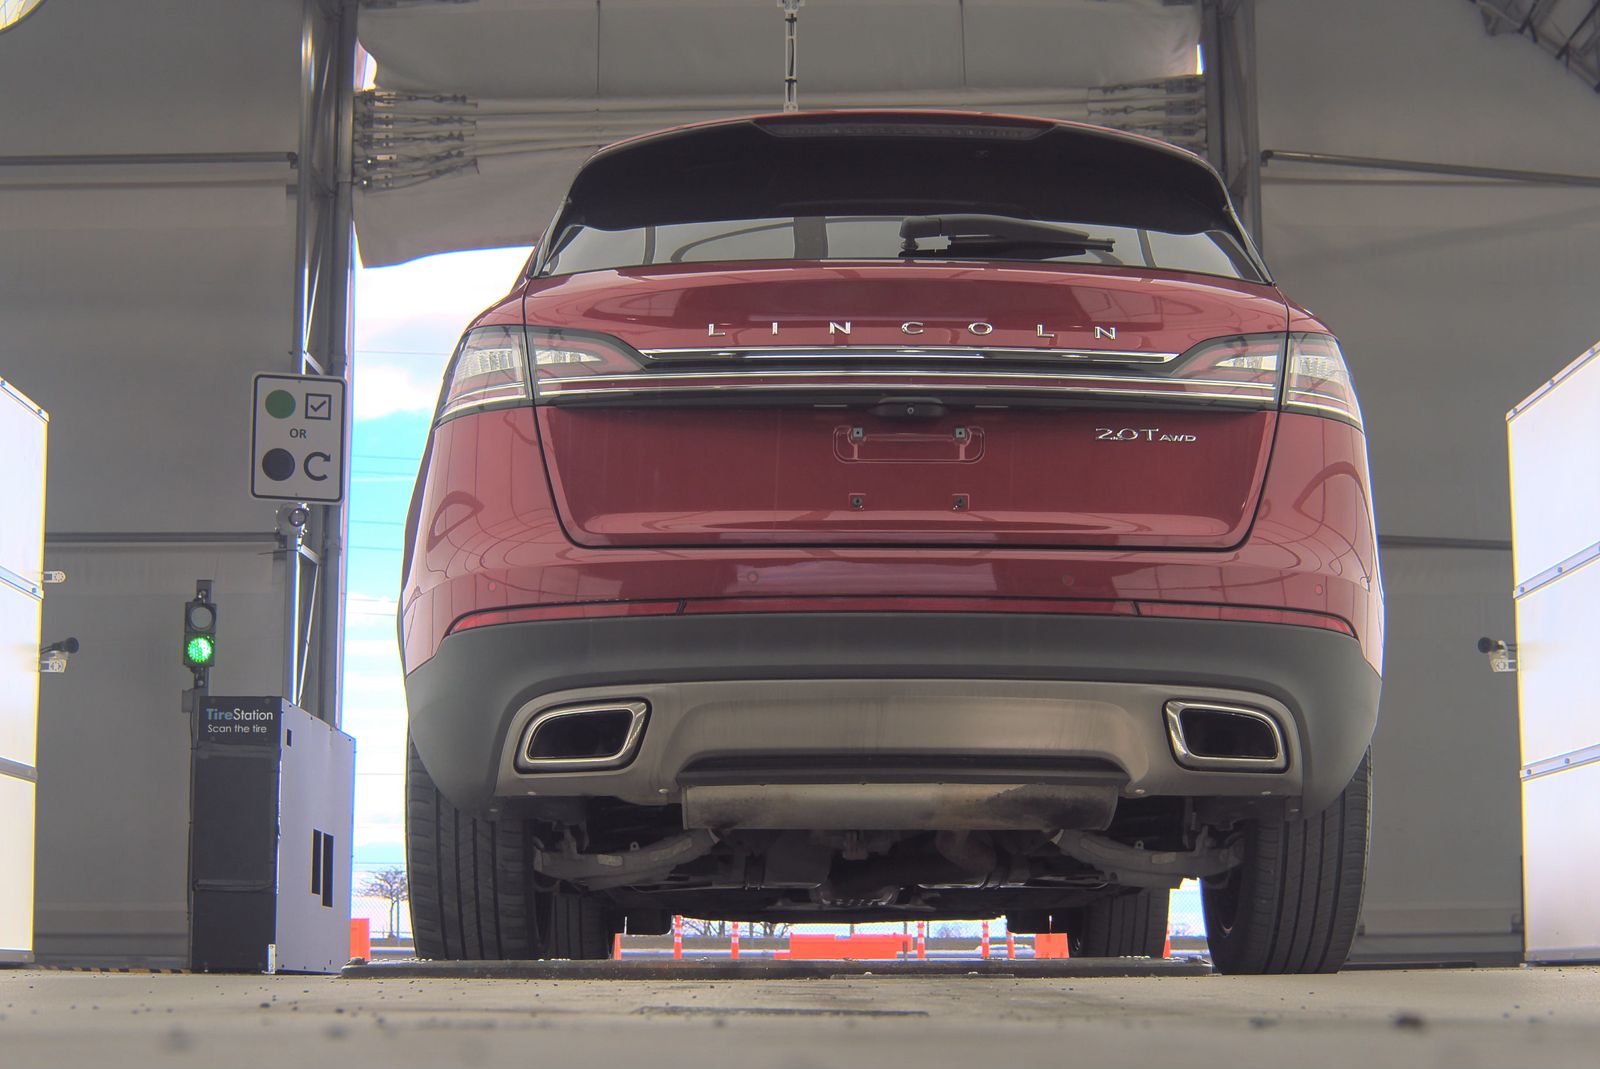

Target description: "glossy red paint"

left=539, top=406, right=1276, bottom=549
left=399, top=114, right=1381, bottom=691
left=447, top=595, right=1355, bottom=637
left=401, top=404, right=1381, bottom=674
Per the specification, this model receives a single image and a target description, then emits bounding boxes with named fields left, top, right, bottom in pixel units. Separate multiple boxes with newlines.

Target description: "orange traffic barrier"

left=612, top=933, right=623, bottom=960
left=981, top=920, right=991, bottom=958
left=672, top=914, right=683, bottom=961
left=915, top=921, right=926, bottom=959
left=1163, top=934, right=1172, bottom=959
left=1006, top=931, right=1016, bottom=959
left=349, top=918, right=371, bottom=961
left=1033, top=933, right=1071, bottom=959
left=783, top=933, right=913, bottom=960
left=730, top=920, right=740, bottom=961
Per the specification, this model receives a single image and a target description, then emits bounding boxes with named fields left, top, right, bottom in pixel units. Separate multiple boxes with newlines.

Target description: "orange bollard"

left=915, top=920, right=926, bottom=960
left=1006, top=931, right=1015, bottom=959
left=672, top=914, right=683, bottom=961
left=981, top=920, right=990, bottom=959
left=731, top=921, right=740, bottom=961
left=612, top=932, right=623, bottom=960
left=1163, top=933, right=1172, bottom=959
left=349, top=918, right=371, bottom=961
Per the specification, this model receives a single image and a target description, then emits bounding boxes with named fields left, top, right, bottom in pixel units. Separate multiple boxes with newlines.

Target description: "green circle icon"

left=265, top=389, right=296, bottom=419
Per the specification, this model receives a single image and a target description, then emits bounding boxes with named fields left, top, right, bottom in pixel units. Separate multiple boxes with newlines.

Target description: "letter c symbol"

left=304, top=451, right=331, bottom=481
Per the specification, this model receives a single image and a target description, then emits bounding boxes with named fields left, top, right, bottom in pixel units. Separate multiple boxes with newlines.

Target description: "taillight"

left=1180, top=333, right=1284, bottom=385
left=437, top=325, right=530, bottom=422
left=1284, top=333, right=1362, bottom=428
left=527, top=327, right=642, bottom=390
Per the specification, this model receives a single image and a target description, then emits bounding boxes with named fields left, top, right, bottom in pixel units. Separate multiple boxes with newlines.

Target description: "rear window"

left=540, top=119, right=1263, bottom=282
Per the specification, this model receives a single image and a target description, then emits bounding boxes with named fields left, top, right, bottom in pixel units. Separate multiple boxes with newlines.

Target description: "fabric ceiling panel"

left=365, top=0, right=601, bottom=97
left=962, top=0, right=1198, bottom=87
left=355, top=0, right=1203, bottom=266
left=362, top=0, right=1198, bottom=97
left=596, top=0, right=967, bottom=97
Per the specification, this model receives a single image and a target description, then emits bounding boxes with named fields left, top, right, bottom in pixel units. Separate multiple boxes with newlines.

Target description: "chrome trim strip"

left=1164, top=700, right=1288, bottom=773
left=546, top=369, right=1274, bottom=391
left=1515, top=539, right=1600, bottom=599
left=544, top=382, right=1277, bottom=405
left=518, top=700, right=650, bottom=772
left=1523, top=741, right=1600, bottom=782
left=641, top=344, right=1182, bottom=364
left=0, top=756, right=37, bottom=784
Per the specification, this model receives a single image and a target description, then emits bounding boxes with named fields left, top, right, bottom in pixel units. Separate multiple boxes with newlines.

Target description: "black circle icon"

left=261, top=448, right=296, bottom=482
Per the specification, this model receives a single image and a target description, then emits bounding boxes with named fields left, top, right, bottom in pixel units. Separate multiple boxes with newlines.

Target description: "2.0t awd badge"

left=1095, top=427, right=1198, bottom=442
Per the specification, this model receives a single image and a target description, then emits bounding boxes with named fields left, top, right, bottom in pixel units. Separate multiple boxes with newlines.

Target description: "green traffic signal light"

left=183, top=593, right=217, bottom=674
left=185, top=634, right=216, bottom=668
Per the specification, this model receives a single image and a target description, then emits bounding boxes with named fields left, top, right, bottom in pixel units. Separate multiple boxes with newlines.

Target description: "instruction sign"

left=250, top=373, right=346, bottom=503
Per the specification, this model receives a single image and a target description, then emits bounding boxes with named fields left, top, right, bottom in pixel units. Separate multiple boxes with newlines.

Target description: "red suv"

left=400, top=112, right=1382, bottom=974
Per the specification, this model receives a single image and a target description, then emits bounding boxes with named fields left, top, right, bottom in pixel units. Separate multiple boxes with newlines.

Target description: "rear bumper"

left=404, top=612, right=1379, bottom=819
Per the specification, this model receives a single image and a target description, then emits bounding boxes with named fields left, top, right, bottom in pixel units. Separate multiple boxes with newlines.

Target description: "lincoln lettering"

left=707, top=321, right=1116, bottom=339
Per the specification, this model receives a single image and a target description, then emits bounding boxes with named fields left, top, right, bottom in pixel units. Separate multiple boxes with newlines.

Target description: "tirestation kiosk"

left=1, top=377, right=47, bottom=964
left=1509, top=342, right=1600, bottom=963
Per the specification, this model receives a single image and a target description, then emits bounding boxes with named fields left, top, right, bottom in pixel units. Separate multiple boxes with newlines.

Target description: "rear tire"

left=1201, top=751, right=1371, bottom=975
left=1062, top=889, right=1170, bottom=957
left=406, top=737, right=617, bottom=960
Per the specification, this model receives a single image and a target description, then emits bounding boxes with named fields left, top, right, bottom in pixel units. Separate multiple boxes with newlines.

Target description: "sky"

left=345, top=243, right=530, bottom=870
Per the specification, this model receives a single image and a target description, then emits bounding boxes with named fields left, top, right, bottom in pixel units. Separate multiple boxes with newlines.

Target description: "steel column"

left=1200, top=0, right=1262, bottom=246
left=289, top=0, right=359, bottom=724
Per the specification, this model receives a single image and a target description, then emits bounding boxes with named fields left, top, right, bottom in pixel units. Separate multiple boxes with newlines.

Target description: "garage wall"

left=1256, top=0, right=1600, bottom=963
left=0, top=0, right=304, bottom=966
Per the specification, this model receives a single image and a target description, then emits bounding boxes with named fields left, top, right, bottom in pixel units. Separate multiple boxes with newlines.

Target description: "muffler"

left=1164, top=700, right=1287, bottom=772
left=519, top=700, right=648, bottom=771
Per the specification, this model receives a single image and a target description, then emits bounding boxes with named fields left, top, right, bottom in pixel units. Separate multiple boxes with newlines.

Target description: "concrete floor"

left=4, top=965, right=1599, bottom=1069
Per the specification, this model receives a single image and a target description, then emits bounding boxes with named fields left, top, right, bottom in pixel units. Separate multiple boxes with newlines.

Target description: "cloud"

left=352, top=360, right=443, bottom=420
left=347, top=593, right=399, bottom=618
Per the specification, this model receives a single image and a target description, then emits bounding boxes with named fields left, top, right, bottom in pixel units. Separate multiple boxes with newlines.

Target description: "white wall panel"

left=0, top=588, right=41, bottom=770
left=1522, top=761, right=1600, bottom=962
left=1507, top=347, right=1600, bottom=587
left=1513, top=556, right=1600, bottom=767
left=0, top=777, right=36, bottom=959
left=0, top=377, right=45, bottom=962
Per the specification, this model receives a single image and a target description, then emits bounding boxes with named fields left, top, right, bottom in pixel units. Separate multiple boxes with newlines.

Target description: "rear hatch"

left=524, top=113, right=1289, bottom=550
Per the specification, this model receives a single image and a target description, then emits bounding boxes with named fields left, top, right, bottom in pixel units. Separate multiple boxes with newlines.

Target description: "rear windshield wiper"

left=898, top=214, right=1116, bottom=259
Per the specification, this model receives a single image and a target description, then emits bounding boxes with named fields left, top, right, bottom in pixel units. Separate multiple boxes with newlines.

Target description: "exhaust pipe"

left=519, top=700, right=648, bottom=771
left=1164, top=700, right=1287, bottom=772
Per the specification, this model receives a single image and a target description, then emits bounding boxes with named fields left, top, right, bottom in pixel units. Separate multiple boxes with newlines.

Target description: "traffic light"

left=183, top=588, right=217, bottom=674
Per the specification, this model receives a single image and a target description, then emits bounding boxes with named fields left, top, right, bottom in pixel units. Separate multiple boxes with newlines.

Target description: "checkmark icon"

left=305, top=392, right=333, bottom=420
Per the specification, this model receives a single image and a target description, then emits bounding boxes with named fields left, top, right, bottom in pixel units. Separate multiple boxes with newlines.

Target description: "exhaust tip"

left=1164, top=700, right=1287, bottom=772
left=521, top=700, right=648, bottom=770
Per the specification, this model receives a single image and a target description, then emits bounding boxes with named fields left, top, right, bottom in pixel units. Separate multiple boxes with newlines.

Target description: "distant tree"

left=755, top=920, right=790, bottom=939
left=360, top=867, right=409, bottom=938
